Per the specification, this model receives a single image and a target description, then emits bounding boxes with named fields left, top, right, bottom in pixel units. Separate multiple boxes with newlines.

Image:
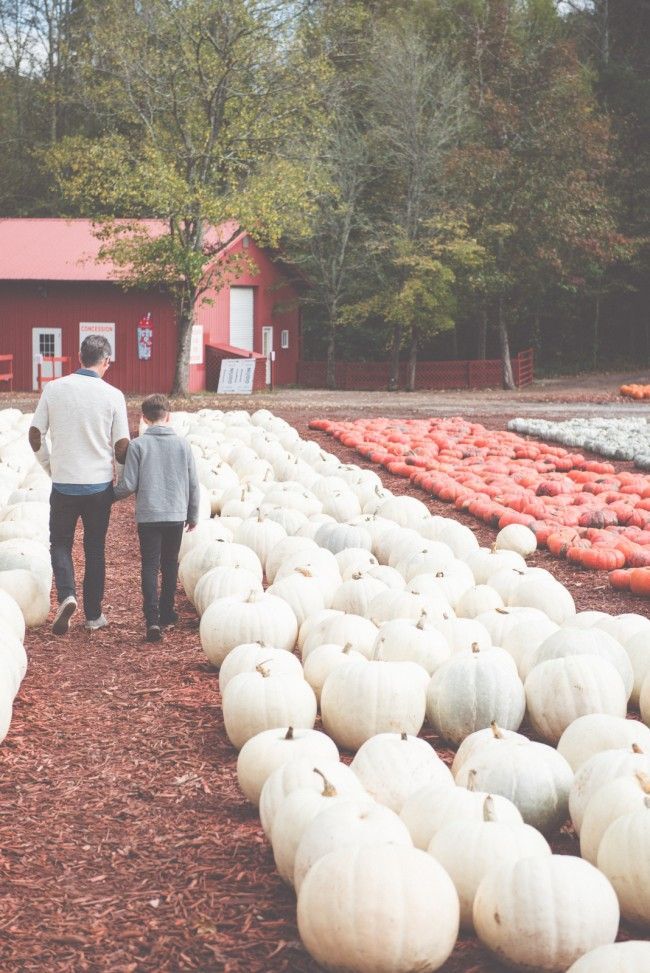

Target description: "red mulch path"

left=0, top=405, right=647, bottom=972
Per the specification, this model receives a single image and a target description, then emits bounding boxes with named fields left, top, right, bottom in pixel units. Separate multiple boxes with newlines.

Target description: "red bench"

left=0, top=355, right=13, bottom=391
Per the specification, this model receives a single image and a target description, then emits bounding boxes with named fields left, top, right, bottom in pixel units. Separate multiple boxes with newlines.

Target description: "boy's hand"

left=185, top=521, right=197, bottom=532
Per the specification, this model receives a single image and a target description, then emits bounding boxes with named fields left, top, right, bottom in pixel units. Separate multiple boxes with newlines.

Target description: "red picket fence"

left=298, top=349, right=534, bottom=391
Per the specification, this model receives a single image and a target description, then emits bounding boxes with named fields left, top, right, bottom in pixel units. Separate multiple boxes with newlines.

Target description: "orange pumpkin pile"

left=619, top=383, right=650, bottom=399
left=309, top=416, right=650, bottom=591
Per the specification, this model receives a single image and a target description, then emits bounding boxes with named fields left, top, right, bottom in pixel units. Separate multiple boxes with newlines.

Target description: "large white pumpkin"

left=473, top=855, right=619, bottom=972
left=580, top=772, right=650, bottom=865
left=301, top=613, right=378, bottom=661
left=597, top=800, right=650, bottom=927
left=259, top=757, right=366, bottom=838
left=569, top=745, right=650, bottom=835
left=0, top=588, right=25, bottom=642
left=507, top=575, right=576, bottom=625
left=451, top=722, right=530, bottom=779
left=236, top=727, right=339, bottom=805
left=193, top=564, right=263, bottom=616
left=266, top=571, right=328, bottom=627
left=566, top=941, right=650, bottom=973
left=400, top=782, right=523, bottom=851
left=0, top=569, right=49, bottom=627
left=372, top=618, right=451, bottom=675
left=494, top=523, right=537, bottom=557
left=297, top=845, right=460, bottom=973
left=271, top=775, right=346, bottom=885
left=200, top=591, right=298, bottom=666
left=350, top=733, right=453, bottom=813
left=623, top=629, right=650, bottom=707
left=521, top=625, right=634, bottom=698
left=218, top=642, right=303, bottom=694
left=222, top=668, right=317, bottom=750
left=179, top=540, right=262, bottom=602
left=303, top=643, right=366, bottom=703
left=558, top=713, right=650, bottom=772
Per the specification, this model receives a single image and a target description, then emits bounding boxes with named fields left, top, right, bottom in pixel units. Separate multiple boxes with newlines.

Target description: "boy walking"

left=114, top=394, right=199, bottom=642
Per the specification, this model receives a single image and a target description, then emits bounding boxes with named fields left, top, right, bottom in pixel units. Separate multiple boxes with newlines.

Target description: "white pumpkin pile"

left=172, top=407, right=650, bottom=970
left=0, top=407, right=46, bottom=745
left=508, top=415, right=650, bottom=467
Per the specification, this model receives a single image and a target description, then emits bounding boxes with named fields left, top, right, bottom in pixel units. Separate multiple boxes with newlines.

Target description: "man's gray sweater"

left=114, top=425, right=200, bottom=524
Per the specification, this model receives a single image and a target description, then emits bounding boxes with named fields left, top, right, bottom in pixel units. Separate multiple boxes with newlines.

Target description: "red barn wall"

left=0, top=281, right=177, bottom=394
left=192, top=238, right=300, bottom=391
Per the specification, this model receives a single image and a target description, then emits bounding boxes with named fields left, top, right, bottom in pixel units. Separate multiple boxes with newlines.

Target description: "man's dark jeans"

left=137, top=522, right=184, bottom=626
left=50, top=485, right=113, bottom=621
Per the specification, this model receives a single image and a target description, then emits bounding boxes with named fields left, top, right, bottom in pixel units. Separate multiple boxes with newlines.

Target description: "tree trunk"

left=593, top=292, right=601, bottom=369
left=388, top=322, right=401, bottom=391
left=498, top=297, right=515, bottom=390
left=477, top=304, right=487, bottom=360
left=326, top=318, right=337, bottom=390
left=171, top=295, right=195, bottom=396
left=406, top=327, right=418, bottom=391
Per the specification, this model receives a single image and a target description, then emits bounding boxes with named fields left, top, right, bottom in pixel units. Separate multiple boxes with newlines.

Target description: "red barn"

left=0, top=219, right=302, bottom=393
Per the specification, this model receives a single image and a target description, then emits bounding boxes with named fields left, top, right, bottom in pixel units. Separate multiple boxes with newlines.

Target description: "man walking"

left=29, top=334, right=130, bottom=634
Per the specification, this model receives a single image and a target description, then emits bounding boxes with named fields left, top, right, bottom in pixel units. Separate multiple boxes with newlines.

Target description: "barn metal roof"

left=0, top=218, right=241, bottom=281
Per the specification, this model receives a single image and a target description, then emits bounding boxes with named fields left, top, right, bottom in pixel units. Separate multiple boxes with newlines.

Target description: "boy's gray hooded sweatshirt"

left=114, top=425, right=200, bottom=524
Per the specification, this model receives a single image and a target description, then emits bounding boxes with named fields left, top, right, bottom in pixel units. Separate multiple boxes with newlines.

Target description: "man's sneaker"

left=160, top=611, right=178, bottom=628
left=52, top=596, right=77, bottom=635
left=146, top=624, right=162, bottom=643
left=84, top=614, right=108, bottom=631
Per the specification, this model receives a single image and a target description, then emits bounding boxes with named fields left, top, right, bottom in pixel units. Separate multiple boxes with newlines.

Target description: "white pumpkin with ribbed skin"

left=424, top=518, right=479, bottom=560
left=451, top=722, right=530, bottom=778
left=501, top=613, right=559, bottom=675
left=218, top=642, right=303, bottom=694
left=558, top=713, right=650, bottom=771
left=569, top=745, right=650, bottom=834
left=294, top=798, right=413, bottom=892
left=623, top=630, right=650, bottom=706
left=179, top=540, right=263, bottom=602
left=271, top=774, right=346, bottom=885
left=301, top=613, right=378, bottom=661
left=597, top=612, right=650, bottom=646
left=524, top=656, right=627, bottom=746
left=507, top=576, right=576, bottom=625
left=336, top=548, right=378, bottom=578
left=597, top=800, right=650, bottom=927
left=193, top=565, right=263, bottom=616
left=436, top=617, right=492, bottom=653
left=473, top=855, right=619, bottom=972
left=315, top=522, right=372, bottom=554
left=259, top=758, right=367, bottom=837
left=330, top=575, right=388, bottom=617
left=396, top=543, right=455, bottom=581
left=521, top=625, right=634, bottom=698
left=350, top=733, right=453, bottom=813
left=0, top=569, right=49, bottom=626
left=366, top=589, right=451, bottom=626
left=409, top=562, right=473, bottom=610
left=0, top=588, right=25, bottom=642
left=297, top=609, right=341, bottom=653
left=320, top=489, right=361, bottom=522
left=580, top=772, right=650, bottom=864
left=266, top=571, right=328, bottom=627
left=426, top=646, right=525, bottom=745
left=274, top=548, right=341, bottom=599
left=371, top=617, right=451, bottom=675
left=222, top=668, right=316, bottom=750
left=0, top=538, right=52, bottom=588
left=400, top=782, right=523, bottom=851
left=297, top=845, right=459, bottom=973
left=455, top=739, right=574, bottom=833
left=428, top=796, right=551, bottom=929
left=455, top=584, right=504, bottom=619
left=356, top=563, right=405, bottom=590
left=566, top=941, right=650, bottom=973
left=373, top=525, right=420, bottom=565
left=349, top=514, right=396, bottom=548
left=378, top=495, right=431, bottom=529
left=465, top=547, right=527, bottom=584
left=200, top=591, right=298, bottom=667
left=265, top=536, right=318, bottom=583
left=321, top=659, right=427, bottom=752
left=237, top=727, right=339, bottom=806
left=494, top=523, right=537, bottom=557
left=0, top=631, right=27, bottom=691
left=233, top=514, right=287, bottom=567
left=473, top=607, right=537, bottom=650
left=303, top=643, right=366, bottom=703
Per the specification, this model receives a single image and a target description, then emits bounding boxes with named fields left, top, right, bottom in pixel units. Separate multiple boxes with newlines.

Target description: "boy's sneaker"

left=52, top=596, right=77, bottom=635
left=160, top=611, right=178, bottom=628
left=146, top=624, right=162, bottom=643
left=84, top=614, right=108, bottom=631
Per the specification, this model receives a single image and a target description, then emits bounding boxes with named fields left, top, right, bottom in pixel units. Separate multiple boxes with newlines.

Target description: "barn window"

left=281, top=329, right=289, bottom=349
left=39, top=333, right=56, bottom=357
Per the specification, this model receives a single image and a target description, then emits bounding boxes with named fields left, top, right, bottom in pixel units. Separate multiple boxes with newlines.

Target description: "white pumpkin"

left=259, top=757, right=366, bottom=837
left=179, top=540, right=262, bottom=602
left=466, top=546, right=527, bottom=584
left=301, top=613, right=378, bottom=661
left=222, top=668, right=316, bottom=750
left=367, top=589, right=451, bottom=626
left=200, top=591, right=298, bottom=666
left=428, top=796, right=551, bottom=929
left=236, top=726, right=339, bottom=805
left=623, top=630, right=650, bottom=707
left=521, top=625, right=633, bottom=698
left=193, top=564, right=263, bottom=616
left=336, top=547, right=379, bottom=578
left=0, top=569, right=49, bottom=627
left=0, top=588, right=25, bottom=642
left=473, top=855, right=619, bottom=972
left=315, top=522, right=372, bottom=554
left=569, top=745, right=650, bottom=834
left=597, top=612, right=650, bottom=646
left=558, top=713, right=650, bottom=772
left=581, top=771, right=650, bottom=865
left=451, top=722, right=530, bottom=778
left=507, top=575, right=576, bottom=625
left=597, top=800, right=650, bottom=927
left=524, top=656, right=627, bottom=746
left=303, top=642, right=366, bottom=703
left=266, top=571, right=328, bottom=627
left=501, top=613, right=559, bottom=675
left=350, top=733, right=453, bottom=813
left=455, top=584, right=504, bottom=619
left=640, top=670, right=650, bottom=727
left=400, top=781, right=523, bottom=851
left=330, top=575, right=388, bottom=616
left=233, top=514, right=287, bottom=567
left=426, top=645, right=525, bottom=745
left=372, top=617, right=451, bottom=675
left=378, top=495, right=431, bottom=529
left=218, top=642, right=303, bottom=694
left=435, top=617, right=492, bottom=653
left=455, top=738, right=574, bottom=833
left=494, top=523, right=537, bottom=557
left=565, top=941, right=650, bottom=973
left=297, top=845, right=459, bottom=973
left=265, top=536, right=318, bottom=583
left=271, top=773, right=346, bottom=885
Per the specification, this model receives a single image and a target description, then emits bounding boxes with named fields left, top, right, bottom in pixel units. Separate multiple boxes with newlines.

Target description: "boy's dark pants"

left=137, top=521, right=184, bottom=625
left=49, top=485, right=113, bottom=621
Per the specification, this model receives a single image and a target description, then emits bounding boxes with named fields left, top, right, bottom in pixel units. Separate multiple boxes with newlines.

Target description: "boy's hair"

left=142, top=393, right=170, bottom=422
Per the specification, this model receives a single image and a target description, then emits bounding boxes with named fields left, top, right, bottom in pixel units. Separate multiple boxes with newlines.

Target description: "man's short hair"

left=142, top=393, right=170, bottom=422
left=80, top=334, right=112, bottom=367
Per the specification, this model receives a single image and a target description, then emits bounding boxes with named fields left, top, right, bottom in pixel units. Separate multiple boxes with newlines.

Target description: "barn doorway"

left=229, top=287, right=254, bottom=351
left=32, top=327, right=62, bottom=390
left=262, top=326, right=273, bottom=384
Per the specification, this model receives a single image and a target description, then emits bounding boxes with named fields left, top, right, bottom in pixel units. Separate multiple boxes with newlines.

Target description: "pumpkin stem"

left=352, top=571, right=363, bottom=580
left=416, top=610, right=428, bottom=630
left=342, top=642, right=354, bottom=655
left=284, top=727, right=294, bottom=740
left=632, top=744, right=644, bottom=754
left=400, top=732, right=408, bottom=741
left=255, top=663, right=271, bottom=677
left=490, top=721, right=504, bottom=739
left=313, top=768, right=338, bottom=797
left=496, top=608, right=509, bottom=615
left=635, top=771, right=650, bottom=794
left=436, top=571, right=445, bottom=578
left=467, top=769, right=478, bottom=792
left=295, top=567, right=313, bottom=578
left=471, top=642, right=481, bottom=654
left=247, top=589, right=258, bottom=603
left=482, top=796, right=497, bottom=822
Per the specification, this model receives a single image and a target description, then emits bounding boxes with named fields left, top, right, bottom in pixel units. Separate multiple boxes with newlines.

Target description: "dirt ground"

left=1, top=377, right=648, bottom=972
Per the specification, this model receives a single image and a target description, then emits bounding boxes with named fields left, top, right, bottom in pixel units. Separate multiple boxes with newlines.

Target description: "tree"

left=48, top=0, right=324, bottom=394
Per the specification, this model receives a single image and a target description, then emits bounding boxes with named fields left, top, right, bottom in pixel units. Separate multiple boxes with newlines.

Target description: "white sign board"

left=217, top=358, right=256, bottom=394
left=79, top=322, right=116, bottom=361
left=189, top=324, right=204, bottom=365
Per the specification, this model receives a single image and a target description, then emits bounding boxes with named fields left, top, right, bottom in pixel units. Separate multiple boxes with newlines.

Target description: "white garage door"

left=229, top=287, right=254, bottom=351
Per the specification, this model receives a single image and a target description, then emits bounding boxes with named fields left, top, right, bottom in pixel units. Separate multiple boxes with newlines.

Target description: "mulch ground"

left=1, top=403, right=648, bottom=973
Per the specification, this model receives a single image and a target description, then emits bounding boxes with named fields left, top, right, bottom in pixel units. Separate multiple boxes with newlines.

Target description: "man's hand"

left=114, top=438, right=129, bottom=465
left=185, top=522, right=197, bottom=532
left=28, top=427, right=41, bottom=453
